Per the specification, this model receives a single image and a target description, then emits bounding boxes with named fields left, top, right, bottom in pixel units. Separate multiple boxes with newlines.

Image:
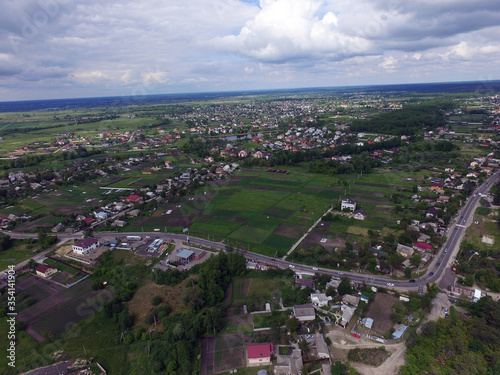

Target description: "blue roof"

left=392, top=324, right=408, bottom=339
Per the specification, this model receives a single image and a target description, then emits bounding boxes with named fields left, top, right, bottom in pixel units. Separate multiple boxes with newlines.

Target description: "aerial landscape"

left=1, top=1, right=500, bottom=375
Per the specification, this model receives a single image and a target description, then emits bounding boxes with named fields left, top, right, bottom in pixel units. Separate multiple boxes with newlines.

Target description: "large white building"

left=341, top=199, right=356, bottom=212
left=73, top=237, right=100, bottom=255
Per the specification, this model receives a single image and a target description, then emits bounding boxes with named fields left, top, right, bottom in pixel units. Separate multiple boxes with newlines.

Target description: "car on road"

left=271, top=258, right=276, bottom=261
left=289, top=264, right=295, bottom=268
left=437, top=262, right=441, bottom=266
left=387, top=282, right=394, bottom=286
left=352, top=333, right=360, bottom=338
left=444, top=248, right=448, bottom=253
left=429, top=272, right=434, bottom=276
left=444, top=308, right=448, bottom=314
left=409, top=279, right=416, bottom=283
left=312, top=267, right=318, bottom=271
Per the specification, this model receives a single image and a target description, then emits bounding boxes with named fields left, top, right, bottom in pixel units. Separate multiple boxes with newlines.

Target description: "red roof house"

left=35, top=264, right=57, bottom=278
left=126, top=194, right=143, bottom=203
left=247, top=343, right=273, bottom=366
left=413, top=242, right=433, bottom=252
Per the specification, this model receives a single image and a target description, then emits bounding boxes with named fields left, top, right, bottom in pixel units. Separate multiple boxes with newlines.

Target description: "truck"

left=126, top=235, right=142, bottom=241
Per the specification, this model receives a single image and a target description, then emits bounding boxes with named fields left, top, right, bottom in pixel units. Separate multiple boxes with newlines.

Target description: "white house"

left=341, top=199, right=356, bottom=212
left=353, top=209, right=366, bottom=220
left=73, top=237, right=100, bottom=255
left=311, top=293, right=332, bottom=307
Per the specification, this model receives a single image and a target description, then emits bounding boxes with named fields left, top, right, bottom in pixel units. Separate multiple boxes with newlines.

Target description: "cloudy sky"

left=1, top=0, right=499, bottom=101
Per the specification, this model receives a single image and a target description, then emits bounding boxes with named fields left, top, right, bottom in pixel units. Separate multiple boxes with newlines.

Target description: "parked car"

left=387, top=282, right=394, bottom=286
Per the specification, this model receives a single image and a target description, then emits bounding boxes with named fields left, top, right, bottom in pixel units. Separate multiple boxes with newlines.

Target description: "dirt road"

left=326, top=329, right=406, bottom=375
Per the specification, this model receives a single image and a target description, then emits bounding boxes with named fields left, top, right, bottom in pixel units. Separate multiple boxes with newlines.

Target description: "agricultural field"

left=130, top=168, right=340, bottom=257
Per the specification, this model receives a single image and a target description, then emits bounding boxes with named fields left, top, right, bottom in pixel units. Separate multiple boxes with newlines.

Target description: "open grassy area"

left=0, top=240, right=39, bottom=271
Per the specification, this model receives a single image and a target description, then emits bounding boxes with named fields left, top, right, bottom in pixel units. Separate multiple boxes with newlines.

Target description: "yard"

left=365, top=293, right=400, bottom=335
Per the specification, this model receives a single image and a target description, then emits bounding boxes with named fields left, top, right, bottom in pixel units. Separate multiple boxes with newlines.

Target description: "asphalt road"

left=3, top=169, right=499, bottom=292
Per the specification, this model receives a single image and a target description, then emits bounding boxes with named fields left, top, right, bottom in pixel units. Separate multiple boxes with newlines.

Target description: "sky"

left=1, top=0, right=500, bottom=101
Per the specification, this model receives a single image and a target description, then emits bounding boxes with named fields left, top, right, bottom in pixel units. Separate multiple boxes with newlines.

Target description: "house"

left=253, top=150, right=264, bottom=159
left=314, top=334, right=330, bottom=360
left=413, top=242, right=433, bottom=252
left=392, top=324, right=408, bottom=339
left=437, top=196, right=450, bottom=203
left=337, top=304, right=356, bottom=328
left=238, top=150, right=248, bottom=158
left=164, top=161, right=175, bottom=169
left=426, top=207, right=439, bottom=218
left=126, top=194, right=143, bottom=204
left=83, top=217, right=94, bottom=226
left=51, top=223, right=64, bottom=233
left=247, top=343, right=273, bottom=366
left=353, top=209, right=366, bottom=220
left=73, top=237, right=100, bottom=255
left=112, top=220, right=127, bottom=227
left=342, top=294, right=360, bottom=307
left=341, top=199, right=356, bottom=212
left=293, top=304, right=316, bottom=321
left=361, top=317, right=374, bottom=329
left=275, top=349, right=303, bottom=375
left=311, top=293, right=332, bottom=307
left=396, top=244, right=414, bottom=258
left=94, top=211, right=108, bottom=220
left=296, top=278, right=315, bottom=289
left=35, top=264, right=57, bottom=278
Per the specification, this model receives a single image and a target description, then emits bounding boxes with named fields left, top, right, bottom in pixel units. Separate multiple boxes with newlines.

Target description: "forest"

left=401, top=297, right=500, bottom=374
left=349, top=101, right=454, bottom=135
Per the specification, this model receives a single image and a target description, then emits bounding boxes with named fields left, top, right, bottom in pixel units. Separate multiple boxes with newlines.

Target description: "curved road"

left=3, top=170, right=499, bottom=292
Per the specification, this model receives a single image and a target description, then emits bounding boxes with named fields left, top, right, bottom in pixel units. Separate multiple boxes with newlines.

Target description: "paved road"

left=3, top=170, right=499, bottom=292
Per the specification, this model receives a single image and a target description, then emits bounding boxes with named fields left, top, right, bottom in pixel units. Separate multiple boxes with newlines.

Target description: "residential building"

left=342, top=294, right=360, bottom=307
left=353, top=208, right=366, bottom=220
left=293, top=304, right=316, bottom=321
left=341, top=199, right=356, bottom=212
left=73, top=237, right=100, bottom=255
left=413, top=242, right=433, bottom=252
left=35, top=264, right=57, bottom=278
left=396, top=244, right=414, bottom=258
left=311, top=293, right=332, bottom=307
left=247, top=343, right=273, bottom=366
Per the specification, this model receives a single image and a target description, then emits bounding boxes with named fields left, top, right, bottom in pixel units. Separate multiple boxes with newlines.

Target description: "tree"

left=152, top=296, right=162, bottom=306
left=404, top=267, right=412, bottom=278
left=410, top=253, right=422, bottom=267
left=338, top=278, right=352, bottom=295
left=0, top=233, right=12, bottom=251
left=332, top=361, right=346, bottom=375
left=326, top=286, right=337, bottom=297
left=298, top=339, right=310, bottom=353
left=286, top=317, right=300, bottom=334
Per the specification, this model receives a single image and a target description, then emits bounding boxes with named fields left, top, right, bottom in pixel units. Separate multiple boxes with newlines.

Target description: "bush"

left=152, top=295, right=162, bottom=306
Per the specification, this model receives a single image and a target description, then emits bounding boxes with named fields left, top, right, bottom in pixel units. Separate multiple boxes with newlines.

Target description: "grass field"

left=0, top=241, right=39, bottom=271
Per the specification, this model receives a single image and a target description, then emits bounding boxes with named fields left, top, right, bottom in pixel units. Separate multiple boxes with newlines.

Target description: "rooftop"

left=247, top=343, right=273, bottom=359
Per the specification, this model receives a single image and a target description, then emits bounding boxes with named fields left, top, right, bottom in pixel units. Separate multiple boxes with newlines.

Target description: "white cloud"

left=0, top=0, right=499, bottom=100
